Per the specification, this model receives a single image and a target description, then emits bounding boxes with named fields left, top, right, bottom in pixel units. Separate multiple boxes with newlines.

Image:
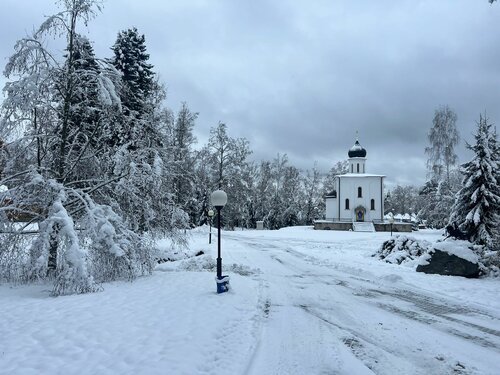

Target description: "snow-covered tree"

left=253, top=161, right=273, bottom=225
left=170, top=103, right=198, bottom=221
left=107, top=29, right=189, bottom=237
left=0, top=0, right=186, bottom=295
left=109, top=27, right=155, bottom=149
left=263, top=154, right=304, bottom=229
left=449, top=115, right=500, bottom=247
left=322, top=160, right=348, bottom=196
left=111, top=27, right=154, bottom=115
left=417, top=170, right=461, bottom=229
left=190, top=146, right=214, bottom=226
left=385, top=185, right=419, bottom=216
left=303, top=163, right=322, bottom=224
left=280, top=165, right=303, bottom=227
left=207, top=122, right=252, bottom=228
left=425, top=105, right=460, bottom=183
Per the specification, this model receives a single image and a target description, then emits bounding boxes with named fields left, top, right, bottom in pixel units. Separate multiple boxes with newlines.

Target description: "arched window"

left=345, top=199, right=350, bottom=210
left=371, top=199, right=375, bottom=210
left=357, top=163, right=360, bottom=173
left=351, top=164, right=353, bottom=173
left=358, top=187, right=362, bottom=198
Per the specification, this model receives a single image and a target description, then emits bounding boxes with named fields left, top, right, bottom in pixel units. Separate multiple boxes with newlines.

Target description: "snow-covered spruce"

left=449, top=114, right=500, bottom=248
left=375, top=235, right=431, bottom=264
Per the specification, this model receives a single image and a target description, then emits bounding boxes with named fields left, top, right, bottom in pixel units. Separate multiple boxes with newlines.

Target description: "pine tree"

left=55, top=35, right=106, bottom=185
left=110, top=27, right=155, bottom=148
left=449, top=115, right=500, bottom=247
left=112, top=27, right=154, bottom=114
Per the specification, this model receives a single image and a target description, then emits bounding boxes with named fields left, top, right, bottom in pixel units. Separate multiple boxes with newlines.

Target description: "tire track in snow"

left=228, top=236, right=422, bottom=373
left=236, top=235, right=500, bottom=352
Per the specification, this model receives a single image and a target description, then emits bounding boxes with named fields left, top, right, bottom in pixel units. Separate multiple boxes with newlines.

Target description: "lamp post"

left=388, top=213, right=394, bottom=236
left=211, top=189, right=229, bottom=293
left=208, top=209, right=214, bottom=244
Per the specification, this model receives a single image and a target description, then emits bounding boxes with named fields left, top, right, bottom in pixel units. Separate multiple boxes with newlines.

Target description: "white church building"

left=325, top=138, right=385, bottom=223
left=315, top=138, right=411, bottom=232
left=316, top=138, right=412, bottom=232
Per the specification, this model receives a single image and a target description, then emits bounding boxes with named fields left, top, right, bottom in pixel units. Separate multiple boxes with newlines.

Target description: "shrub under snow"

left=477, top=249, right=500, bottom=277
left=0, top=176, right=156, bottom=296
left=376, top=235, right=431, bottom=265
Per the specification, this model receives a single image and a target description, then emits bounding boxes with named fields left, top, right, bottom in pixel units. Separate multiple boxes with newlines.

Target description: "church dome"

left=348, top=140, right=367, bottom=158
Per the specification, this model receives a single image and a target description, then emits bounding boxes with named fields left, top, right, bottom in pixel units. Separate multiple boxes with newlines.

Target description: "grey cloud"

left=1, top=0, right=499, bottom=188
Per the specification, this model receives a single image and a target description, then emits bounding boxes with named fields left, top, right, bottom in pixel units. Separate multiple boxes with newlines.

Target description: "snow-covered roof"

left=337, top=173, right=385, bottom=178
left=325, top=190, right=337, bottom=198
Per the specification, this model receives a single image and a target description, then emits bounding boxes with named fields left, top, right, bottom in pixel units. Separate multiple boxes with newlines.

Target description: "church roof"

left=325, top=190, right=337, bottom=198
left=337, top=173, right=385, bottom=178
left=348, top=140, right=367, bottom=158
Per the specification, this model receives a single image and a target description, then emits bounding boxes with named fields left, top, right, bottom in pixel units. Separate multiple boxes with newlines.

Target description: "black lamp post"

left=208, top=209, right=214, bottom=244
left=211, top=189, right=229, bottom=293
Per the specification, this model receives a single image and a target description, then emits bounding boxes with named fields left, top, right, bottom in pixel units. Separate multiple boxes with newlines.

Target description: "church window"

left=358, top=187, right=362, bottom=198
left=363, top=164, right=365, bottom=173
left=371, top=199, right=375, bottom=210
left=357, top=163, right=359, bottom=173
left=345, top=199, right=350, bottom=210
left=351, top=164, right=353, bottom=173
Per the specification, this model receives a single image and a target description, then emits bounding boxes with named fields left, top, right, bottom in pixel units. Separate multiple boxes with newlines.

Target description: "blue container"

left=216, top=275, right=230, bottom=294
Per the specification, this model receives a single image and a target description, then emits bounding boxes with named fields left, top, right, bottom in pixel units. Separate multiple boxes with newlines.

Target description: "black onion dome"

left=348, top=140, right=367, bottom=158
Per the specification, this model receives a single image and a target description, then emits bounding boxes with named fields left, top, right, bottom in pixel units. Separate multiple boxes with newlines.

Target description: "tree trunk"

left=47, top=223, right=60, bottom=277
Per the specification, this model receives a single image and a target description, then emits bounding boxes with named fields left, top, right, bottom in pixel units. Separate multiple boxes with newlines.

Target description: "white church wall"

left=325, top=198, right=337, bottom=220
left=338, top=176, right=383, bottom=222
left=367, top=179, right=384, bottom=222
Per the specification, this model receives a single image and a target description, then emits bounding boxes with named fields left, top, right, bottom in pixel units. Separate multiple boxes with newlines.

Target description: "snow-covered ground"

left=1, top=227, right=499, bottom=375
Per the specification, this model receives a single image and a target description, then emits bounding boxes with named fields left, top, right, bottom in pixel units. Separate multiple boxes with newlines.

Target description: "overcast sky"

left=1, top=0, right=499, bottom=187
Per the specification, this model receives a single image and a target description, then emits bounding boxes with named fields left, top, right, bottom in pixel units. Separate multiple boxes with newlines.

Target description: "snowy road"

left=222, top=229, right=500, bottom=375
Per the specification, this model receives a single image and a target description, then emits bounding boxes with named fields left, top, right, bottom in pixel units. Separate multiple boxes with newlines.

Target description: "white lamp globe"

left=211, top=190, right=228, bottom=208
left=208, top=209, right=214, bottom=217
